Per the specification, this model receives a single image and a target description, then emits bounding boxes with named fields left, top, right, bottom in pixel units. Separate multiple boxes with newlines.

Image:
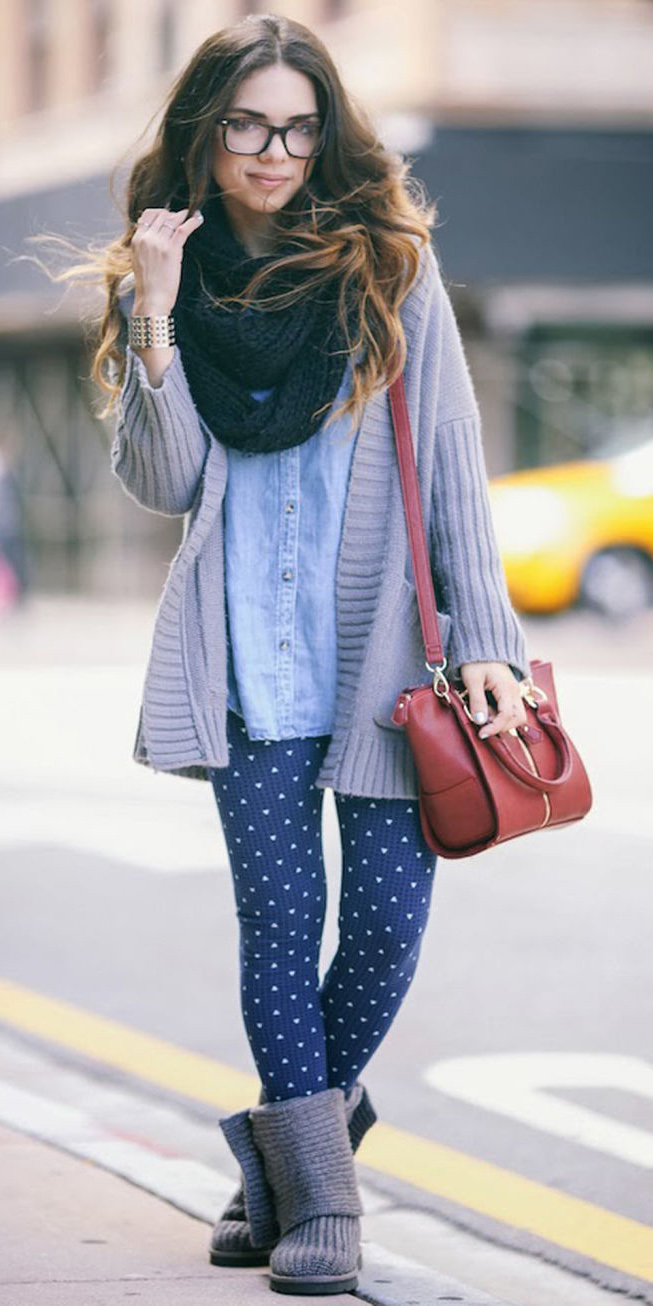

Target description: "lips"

left=249, top=174, right=288, bottom=182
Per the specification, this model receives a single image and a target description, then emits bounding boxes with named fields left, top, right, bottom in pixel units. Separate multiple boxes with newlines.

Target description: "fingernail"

left=195, top=210, right=204, bottom=223
left=479, top=730, right=488, bottom=739
left=473, top=711, right=487, bottom=723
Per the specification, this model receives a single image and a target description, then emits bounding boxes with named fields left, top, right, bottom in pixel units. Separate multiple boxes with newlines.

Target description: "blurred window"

left=24, top=0, right=50, bottom=113
left=88, top=0, right=112, bottom=93
left=0, top=341, right=180, bottom=596
left=235, top=2, right=349, bottom=22
left=157, top=0, right=176, bottom=73
left=517, top=324, right=653, bottom=469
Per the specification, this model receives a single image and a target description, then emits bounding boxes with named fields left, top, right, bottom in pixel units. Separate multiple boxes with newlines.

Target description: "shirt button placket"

left=278, top=449, right=299, bottom=732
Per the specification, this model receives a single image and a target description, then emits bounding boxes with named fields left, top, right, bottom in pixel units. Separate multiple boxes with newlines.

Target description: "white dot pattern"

left=207, top=709, right=437, bottom=1102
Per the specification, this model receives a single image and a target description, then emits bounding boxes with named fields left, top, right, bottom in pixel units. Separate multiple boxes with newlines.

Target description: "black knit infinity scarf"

left=171, top=181, right=358, bottom=454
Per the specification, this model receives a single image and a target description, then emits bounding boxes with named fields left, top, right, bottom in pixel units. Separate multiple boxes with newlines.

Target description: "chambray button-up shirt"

left=224, top=356, right=359, bottom=740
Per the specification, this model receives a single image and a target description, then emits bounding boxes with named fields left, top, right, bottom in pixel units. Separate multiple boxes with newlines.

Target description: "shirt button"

left=282, top=569, right=293, bottom=581
left=280, top=639, right=290, bottom=651
left=284, top=501, right=295, bottom=512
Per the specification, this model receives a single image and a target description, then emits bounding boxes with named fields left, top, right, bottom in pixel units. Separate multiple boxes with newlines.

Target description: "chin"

left=245, top=192, right=296, bottom=216
left=247, top=189, right=285, bottom=204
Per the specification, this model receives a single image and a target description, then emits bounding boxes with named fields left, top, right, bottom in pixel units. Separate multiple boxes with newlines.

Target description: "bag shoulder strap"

left=387, top=365, right=446, bottom=668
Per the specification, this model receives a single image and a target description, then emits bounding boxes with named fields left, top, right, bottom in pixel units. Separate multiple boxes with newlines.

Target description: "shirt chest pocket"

left=371, top=576, right=452, bottom=731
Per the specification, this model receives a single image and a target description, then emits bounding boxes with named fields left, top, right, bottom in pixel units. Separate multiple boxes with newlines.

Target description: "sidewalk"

left=1, top=1121, right=505, bottom=1306
left=1, top=1029, right=642, bottom=1306
left=2, top=1122, right=286, bottom=1305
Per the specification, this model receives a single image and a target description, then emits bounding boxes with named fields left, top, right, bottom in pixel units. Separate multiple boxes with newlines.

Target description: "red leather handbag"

left=386, top=368, right=593, bottom=859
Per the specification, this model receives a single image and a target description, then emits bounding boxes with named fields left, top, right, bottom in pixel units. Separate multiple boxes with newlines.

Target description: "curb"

left=0, top=1077, right=511, bottom=1306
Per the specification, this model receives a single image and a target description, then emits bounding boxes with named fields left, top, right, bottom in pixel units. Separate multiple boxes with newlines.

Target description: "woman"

left=41, top=11, right=531, bottom=1297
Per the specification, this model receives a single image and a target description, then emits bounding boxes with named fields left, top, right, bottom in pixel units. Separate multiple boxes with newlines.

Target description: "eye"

left=230, top=117, right=257, bottom=131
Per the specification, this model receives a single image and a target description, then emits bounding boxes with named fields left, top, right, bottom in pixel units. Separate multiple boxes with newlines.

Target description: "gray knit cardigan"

left=111, top=241, right=531, bottom=799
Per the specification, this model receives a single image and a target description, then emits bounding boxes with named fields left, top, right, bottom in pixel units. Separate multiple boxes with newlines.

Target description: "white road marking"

left=0, top=794, right=225, bottom=872
left=0, top=664, right=651, bottom=863
left=424, top=1053, right=653, bottom=1168
left=0, top=665, right=227, bottom=872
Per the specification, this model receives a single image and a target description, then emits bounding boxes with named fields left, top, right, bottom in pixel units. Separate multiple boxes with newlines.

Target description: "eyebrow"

left=228, top=107, right=320, bottom=121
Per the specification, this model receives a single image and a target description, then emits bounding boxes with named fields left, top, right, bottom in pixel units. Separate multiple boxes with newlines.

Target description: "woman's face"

left=211, top=63, right=320, bottom=222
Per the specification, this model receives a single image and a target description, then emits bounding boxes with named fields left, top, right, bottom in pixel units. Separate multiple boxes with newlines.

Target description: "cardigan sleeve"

left=109, top=293, right=210, bottom=516
left=428, top=269, right=531, bottom=683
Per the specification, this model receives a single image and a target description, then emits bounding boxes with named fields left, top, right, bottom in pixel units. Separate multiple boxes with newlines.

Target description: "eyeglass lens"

left=224, top=118, right=321, bottom=158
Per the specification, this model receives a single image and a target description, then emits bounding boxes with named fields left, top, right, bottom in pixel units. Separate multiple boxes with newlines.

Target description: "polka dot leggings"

left=207, top=708, right=438, bottom=1102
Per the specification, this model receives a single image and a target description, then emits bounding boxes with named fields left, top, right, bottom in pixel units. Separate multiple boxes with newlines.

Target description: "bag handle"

left=489, top=713, right=574, bottom=788
left=450, top=692, right=574, bottom=790
left=387, top=363, right=446, bottom=667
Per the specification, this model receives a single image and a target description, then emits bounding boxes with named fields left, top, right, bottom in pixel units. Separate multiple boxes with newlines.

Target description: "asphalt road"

left=1, top=595, right=652, bottom=1301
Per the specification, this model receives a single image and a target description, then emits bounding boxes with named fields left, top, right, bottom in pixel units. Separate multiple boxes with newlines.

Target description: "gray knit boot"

left=209, top=1084, right=270, bottom=1266
left=209, top=1080, right=376, bottom=1269
left=249, top=1086, right=363, bottom=1295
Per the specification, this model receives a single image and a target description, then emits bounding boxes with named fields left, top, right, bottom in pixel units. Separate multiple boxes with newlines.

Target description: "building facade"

left=1, top=0, right=652, bottom=593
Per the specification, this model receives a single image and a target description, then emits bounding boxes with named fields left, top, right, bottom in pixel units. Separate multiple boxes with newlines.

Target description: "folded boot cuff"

left=346, top=1081, right=378, bottom=1152
left=249, top=1087, right=364, bottom=1237
left=218, top=1108, right=280, bottom=1247
left=257, top=1079, right=376, bottom=1152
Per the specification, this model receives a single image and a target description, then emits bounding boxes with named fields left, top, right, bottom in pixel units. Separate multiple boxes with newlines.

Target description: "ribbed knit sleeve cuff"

left=110, top=345, right=209, bottom=516
left=430, top=414, right=531, bottom=683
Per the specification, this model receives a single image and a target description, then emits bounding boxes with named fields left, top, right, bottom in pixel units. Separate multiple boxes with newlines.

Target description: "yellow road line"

left=360, top=1123, right=653, bottom=1283
left=0, top=977, right=255, bottom=1112
left=1, top=977, right=652, bottom=1284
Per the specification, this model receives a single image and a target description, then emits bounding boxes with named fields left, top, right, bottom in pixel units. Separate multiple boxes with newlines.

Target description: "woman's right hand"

left=130, top=206, right=204, bottom=316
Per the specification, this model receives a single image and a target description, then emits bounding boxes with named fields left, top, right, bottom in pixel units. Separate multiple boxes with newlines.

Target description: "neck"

left=220, top=193, right=281, bottom=258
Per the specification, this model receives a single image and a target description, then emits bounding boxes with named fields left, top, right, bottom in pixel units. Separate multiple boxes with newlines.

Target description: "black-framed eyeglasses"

left=217, top=116, right=324, bottom=159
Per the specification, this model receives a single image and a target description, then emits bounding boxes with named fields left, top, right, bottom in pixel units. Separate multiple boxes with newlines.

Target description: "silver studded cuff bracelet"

left=127, top=314, right=176, bottom=349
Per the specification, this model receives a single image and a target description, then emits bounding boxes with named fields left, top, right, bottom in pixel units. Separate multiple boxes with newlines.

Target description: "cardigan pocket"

left=372, top=576, right=452, bottom=731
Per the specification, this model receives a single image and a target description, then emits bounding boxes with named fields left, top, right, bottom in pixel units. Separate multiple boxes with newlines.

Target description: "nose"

left=259, top=130, right=292, bottom=162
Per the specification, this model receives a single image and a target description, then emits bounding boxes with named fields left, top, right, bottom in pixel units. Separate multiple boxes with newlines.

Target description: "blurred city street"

left=1, top=594, right=652, bottom=1305
left=2, top=0, right=653, bottom=1301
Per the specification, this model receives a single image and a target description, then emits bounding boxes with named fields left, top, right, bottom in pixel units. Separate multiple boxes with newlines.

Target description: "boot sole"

left=210, top=1245, right=275, bottom=1267
left=269, top=1250, right=363, bottom=1295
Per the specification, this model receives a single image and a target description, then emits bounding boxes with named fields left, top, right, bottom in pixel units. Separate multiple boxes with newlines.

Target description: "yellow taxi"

left=488, top=436, right=653, bottom=618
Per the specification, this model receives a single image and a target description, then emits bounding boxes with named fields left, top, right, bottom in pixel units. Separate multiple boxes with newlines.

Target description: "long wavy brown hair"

left=27, top=11, right=438, bottom=432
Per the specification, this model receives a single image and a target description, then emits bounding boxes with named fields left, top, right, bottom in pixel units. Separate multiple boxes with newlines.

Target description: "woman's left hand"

left=459, top=661, right=528, bottom=739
